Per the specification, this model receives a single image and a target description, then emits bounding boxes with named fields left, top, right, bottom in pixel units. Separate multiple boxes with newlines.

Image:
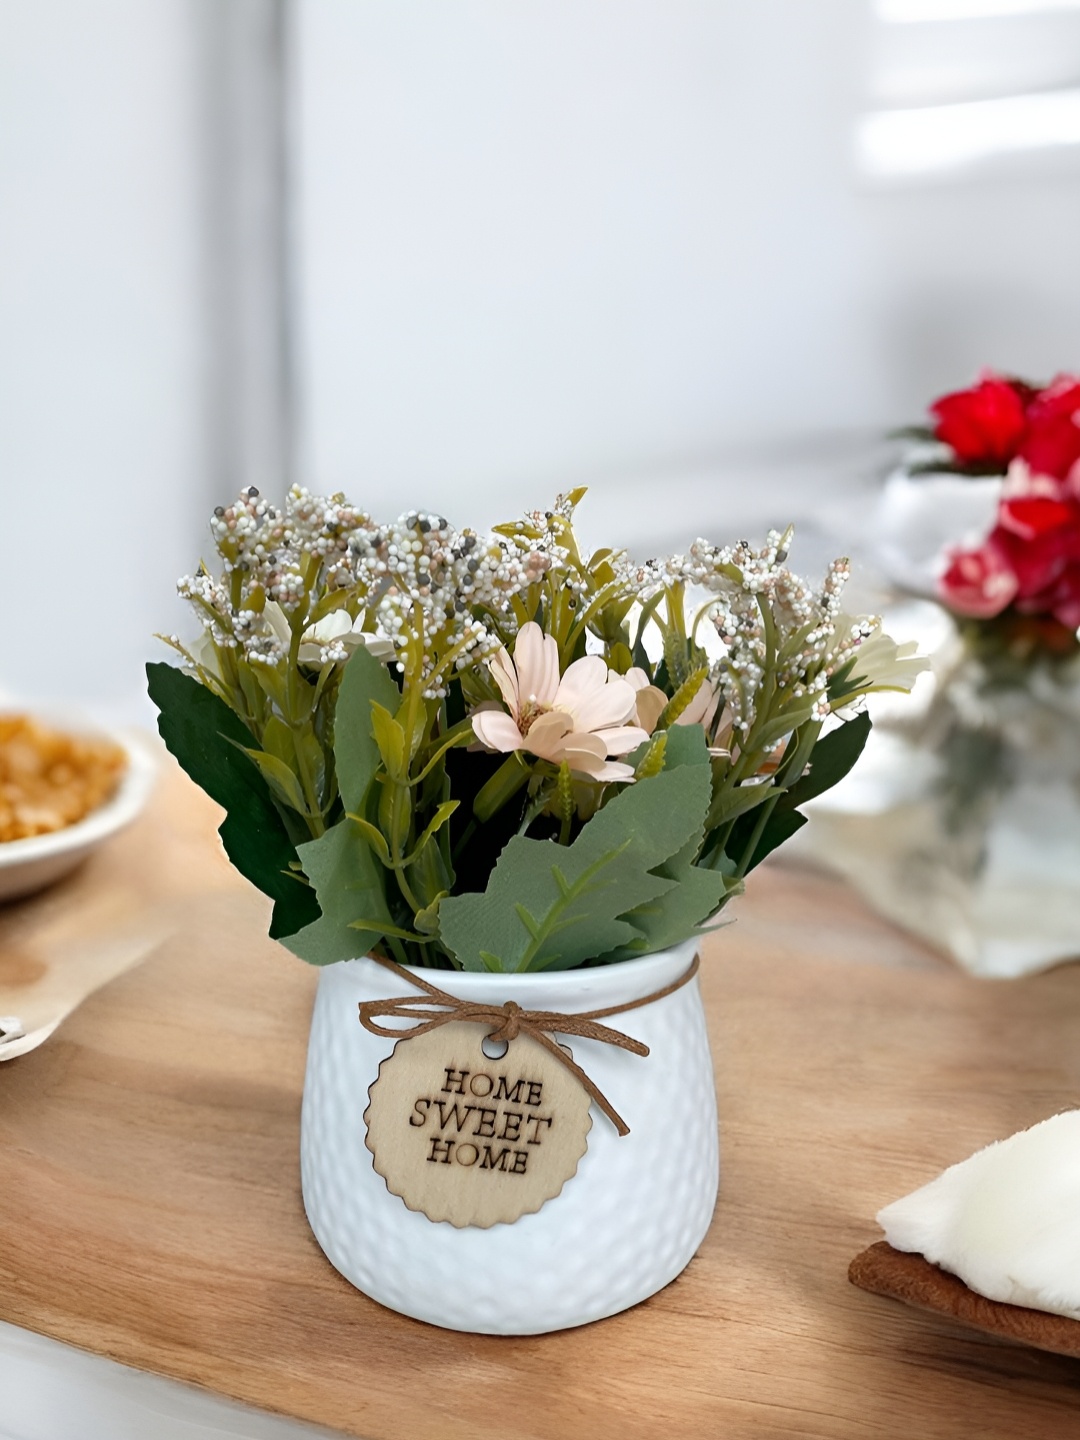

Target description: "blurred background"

left=3, top=0, right=1080, bottom=719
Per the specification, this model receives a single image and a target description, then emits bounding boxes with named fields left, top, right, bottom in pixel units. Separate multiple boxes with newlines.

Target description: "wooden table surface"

left=3, top=760, right=1080, bottom=1440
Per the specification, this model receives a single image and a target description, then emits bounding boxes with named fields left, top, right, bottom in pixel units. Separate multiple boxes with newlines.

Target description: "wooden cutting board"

left=3, top=758, right=1080, bottom=1439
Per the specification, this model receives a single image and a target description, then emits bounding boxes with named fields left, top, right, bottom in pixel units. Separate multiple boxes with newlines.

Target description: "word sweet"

left=411, top=1066, right=554, bottom=1175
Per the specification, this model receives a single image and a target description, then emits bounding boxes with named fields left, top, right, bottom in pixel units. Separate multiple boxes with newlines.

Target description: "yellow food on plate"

left=0, top=715, right=127, bottom=842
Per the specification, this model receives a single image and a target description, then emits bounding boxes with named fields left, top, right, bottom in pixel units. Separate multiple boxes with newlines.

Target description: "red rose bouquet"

left=815, top=373, right=1080, bottom=978
left=906, top=372, right=1080, bottom=658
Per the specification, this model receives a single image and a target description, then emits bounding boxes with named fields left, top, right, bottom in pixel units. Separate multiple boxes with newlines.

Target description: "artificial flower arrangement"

left=820, top=370, right=1080, bottom=983
left=900, top=370, right=1080, bottom=667
left=148, top=485, right=919, bottom=973
left=147, top=483, right=922, bottom=1335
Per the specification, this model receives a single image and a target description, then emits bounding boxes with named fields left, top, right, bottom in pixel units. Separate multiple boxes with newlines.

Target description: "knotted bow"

left=359, top=952, right=700, bottom=1137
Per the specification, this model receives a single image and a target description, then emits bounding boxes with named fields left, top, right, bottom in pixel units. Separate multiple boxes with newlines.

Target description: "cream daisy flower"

left=470, top=622, right=649, bottom=782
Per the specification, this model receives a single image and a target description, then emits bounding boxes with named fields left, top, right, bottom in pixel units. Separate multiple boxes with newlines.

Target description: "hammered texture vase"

left=300, top=938, right=719, bottom=1334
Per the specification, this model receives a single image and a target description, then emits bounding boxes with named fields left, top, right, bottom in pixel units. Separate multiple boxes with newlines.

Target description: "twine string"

left=358, top=952, right=700, bottom=1137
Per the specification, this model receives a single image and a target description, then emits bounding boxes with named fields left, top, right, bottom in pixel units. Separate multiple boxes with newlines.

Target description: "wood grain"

left=3, top=759, right=1080, bottom=1439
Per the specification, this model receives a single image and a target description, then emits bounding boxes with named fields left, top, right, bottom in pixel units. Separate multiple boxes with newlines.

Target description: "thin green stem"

left=452, top=818, right=477, bottom=865
left=733, top=792, right=781, bottom=879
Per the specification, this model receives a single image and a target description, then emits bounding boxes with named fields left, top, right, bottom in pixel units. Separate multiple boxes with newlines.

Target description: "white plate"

left=0, top=722, right=158, bottom=904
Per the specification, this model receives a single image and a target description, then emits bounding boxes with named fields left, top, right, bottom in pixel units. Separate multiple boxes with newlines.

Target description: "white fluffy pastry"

left=878, top=1111, right=1080, bottom=1320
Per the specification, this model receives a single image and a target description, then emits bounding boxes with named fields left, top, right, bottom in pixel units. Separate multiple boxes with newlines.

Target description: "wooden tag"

left=364, top=1021, right=593, bottom=1228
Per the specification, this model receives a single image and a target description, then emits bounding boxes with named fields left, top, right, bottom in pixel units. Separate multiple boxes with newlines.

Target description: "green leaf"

left=261, top=714, right=297, bottom=766
left=370, top=701, right=407, bottom=778
left=735, top=808, right=808, bottom=873
left=344, top=812, right=393, bottom=866
left=146, top=662, right=319, bottom=940
left=706, top=779, right=775, bottom=829
left=751, top=701, right=815, bottom=754
left=626, top=717, right=709, bottom=775
left=410, top=717, right=476, bottom=785
left=472, top=751, right=530, bottom=822
left=780, top=712, right=871, bottom=809
left=334, top=647, right=401, bottom=812
left=714, top=720, right=875, bottom=875
left=283, top=818, right=395, bottom=965
left=414, top=891, right=449, bottom=935
left=403, top=801, right=459, bottom=865
left=717, top=716, right=871, bottom=876
left=282, top=647, right=404, bottom=964
left=440, top=838, right=654, bottom=973
left=595, top=727, right=728, bottom=961
left=827, top=658, right=859, bottom=704
left=439, top=763, right=713, bottom=973
left=592, top=830, right=733, bottom=964
left=237, top=745, right=309, bottom=814
left=661, top=722, right=711, bottom=769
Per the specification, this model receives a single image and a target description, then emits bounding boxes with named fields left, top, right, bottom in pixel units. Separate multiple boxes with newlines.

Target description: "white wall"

left=295, top=2, right=874, bottom=535
left=0, top=0, right=206, bottom=717
left=295, top=1, right=1080, bottom=552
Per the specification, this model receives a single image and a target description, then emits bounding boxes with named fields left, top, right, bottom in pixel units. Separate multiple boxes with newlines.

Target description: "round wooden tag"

left=364, top=1021, right=593, bottom=1228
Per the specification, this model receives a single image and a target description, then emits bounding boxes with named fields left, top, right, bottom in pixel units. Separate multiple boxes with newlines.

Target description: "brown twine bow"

left=358, top=952, right=700, bottom=1137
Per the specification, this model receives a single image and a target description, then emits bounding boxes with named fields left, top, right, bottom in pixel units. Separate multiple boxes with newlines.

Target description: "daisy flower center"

left=517, top=695, right=549, bottom=736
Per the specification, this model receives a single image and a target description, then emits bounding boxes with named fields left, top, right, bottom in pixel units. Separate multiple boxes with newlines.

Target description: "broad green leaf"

left=734, top=808, right=808, bottom=873
left=146, top=662, right=319, bottom=940
left=724, top=715, right=871, bottom=876
left=662, top=722, right=711, bottom=769
left=283, top=648, right=405, bottom=963
left=333, top=646, right=400, bottom=812
left=439, top=763, right=712, bottom=973
left=780, top=712, right=871, bottom=809
left=595, top=729, right=730, bottom=961
left=593, top=830, right=733, bottom=964
left=283, top=819, right=394, bottom=965
left=626, top=717, right=709, bottom=775
left=441, top=839, right=659, bottom=973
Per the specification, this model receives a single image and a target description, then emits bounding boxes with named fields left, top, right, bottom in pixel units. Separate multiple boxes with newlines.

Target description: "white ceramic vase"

left=300, top=937, right=719, bottom=1334
left=873, top=466, right=1002, bottom=599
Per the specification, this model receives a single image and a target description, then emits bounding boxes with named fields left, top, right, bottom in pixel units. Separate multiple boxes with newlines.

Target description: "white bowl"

left=0, top=723, right=158, bottom=904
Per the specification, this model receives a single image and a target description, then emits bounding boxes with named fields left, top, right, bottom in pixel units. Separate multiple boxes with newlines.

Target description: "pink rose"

left=939, top=540, right=1019, bottom=619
